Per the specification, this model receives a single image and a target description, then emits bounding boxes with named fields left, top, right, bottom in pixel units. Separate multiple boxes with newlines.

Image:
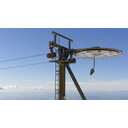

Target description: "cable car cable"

left=0, top=61, right=49, bottom=70
left=0, top=53, right=47, bottom=63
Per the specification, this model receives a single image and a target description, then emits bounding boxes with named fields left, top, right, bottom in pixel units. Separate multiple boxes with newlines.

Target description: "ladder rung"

left=55, top=55, right=59, bottom=100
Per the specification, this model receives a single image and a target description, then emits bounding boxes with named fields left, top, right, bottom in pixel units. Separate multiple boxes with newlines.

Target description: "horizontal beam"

left=52, top=31, right=73, bottom=42
left=49, top=60, right=76, bottom=64
left=49, top=60, right=68, bottom=63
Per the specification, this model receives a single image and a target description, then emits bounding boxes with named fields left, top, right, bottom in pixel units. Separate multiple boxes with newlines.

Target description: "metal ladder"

left=55, top=49, right=59, bottom=100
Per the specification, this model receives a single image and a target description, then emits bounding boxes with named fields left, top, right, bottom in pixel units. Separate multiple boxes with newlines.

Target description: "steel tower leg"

left=59, top=63, right=66, bottom=100
left=66, top=64, right=86, bottom=100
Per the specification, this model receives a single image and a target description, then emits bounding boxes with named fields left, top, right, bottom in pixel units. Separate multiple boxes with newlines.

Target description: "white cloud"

left=45, top=79, right=128, bottom=90
left=4, top=85, right=19, bottom=89
left=66, top=79, right=128, bottom=86
left=0, top=85, right=53, bottom=90
left=46, top=79, right=128, bottom=86
left=1, top=79, right=128, bottom=91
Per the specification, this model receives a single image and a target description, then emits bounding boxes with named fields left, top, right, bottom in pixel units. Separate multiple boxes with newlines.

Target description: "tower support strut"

left=66, top=64, right=86, bottom=100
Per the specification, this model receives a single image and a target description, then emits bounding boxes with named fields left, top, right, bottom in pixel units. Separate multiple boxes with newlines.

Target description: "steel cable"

left=0, top=62, right=49, bottom=70
left=0, top=53, right=47, bottom=63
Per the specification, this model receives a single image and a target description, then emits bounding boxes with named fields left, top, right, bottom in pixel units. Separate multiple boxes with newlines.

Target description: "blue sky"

left=0, top=28, right=127, bottom=93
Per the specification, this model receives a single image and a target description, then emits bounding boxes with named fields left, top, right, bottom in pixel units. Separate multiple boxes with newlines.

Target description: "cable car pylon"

left=47, top=31, right=86, bottom=100
left=47, top=31, right=123, bottom=100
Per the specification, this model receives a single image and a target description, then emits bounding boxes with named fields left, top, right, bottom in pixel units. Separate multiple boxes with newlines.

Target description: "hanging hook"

left=90, top=58, right=95, bottom=75
left=93, top=57, right=95, bottom=69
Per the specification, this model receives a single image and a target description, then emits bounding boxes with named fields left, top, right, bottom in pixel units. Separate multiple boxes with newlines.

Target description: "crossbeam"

left=52, top=31, right=73, bottom=41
